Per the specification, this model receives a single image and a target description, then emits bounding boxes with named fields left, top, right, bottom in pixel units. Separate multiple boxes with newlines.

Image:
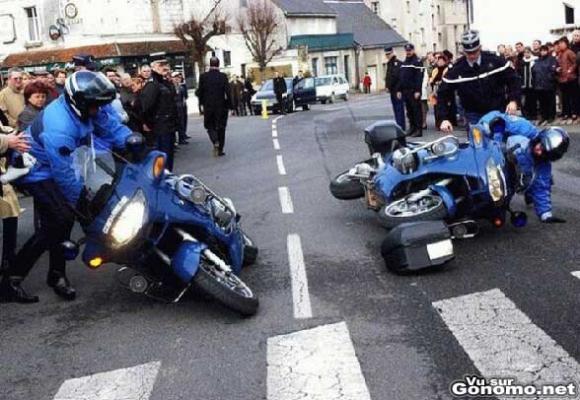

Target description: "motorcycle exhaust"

left=448, top=220, right=479, bottom=239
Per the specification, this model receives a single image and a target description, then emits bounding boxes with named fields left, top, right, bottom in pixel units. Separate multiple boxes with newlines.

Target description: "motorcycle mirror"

left=61, top=241, right=80, bottom=261
left=510, top=211, right=528, bottom=228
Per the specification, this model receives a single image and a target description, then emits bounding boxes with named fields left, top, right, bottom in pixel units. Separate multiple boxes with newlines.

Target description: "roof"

left=271, top=0, right=335, bottom=16
left=323, top=1, right=406, bottom=48
left=289, top=33, right=354, bottom=51
left=1, top=40, right=187, bottom=68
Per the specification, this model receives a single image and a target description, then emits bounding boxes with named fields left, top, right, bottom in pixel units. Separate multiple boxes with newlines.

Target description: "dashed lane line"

left=273, top=138, right=280, bottom=150
left=267, top=322, right=371, bottom=399
left=53, top=361, right=161, bottom=400
left=272, top=128, right=278, bottom=138
left=286, top=234, right=312, bottom=319
left=276, top=155, right=287, bottom=176
left=433, top=289, right=580, bottom=399
left=278, top=187, right=294, bottom=214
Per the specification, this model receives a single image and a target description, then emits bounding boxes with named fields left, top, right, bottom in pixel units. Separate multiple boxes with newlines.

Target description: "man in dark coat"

left=273, top=72, right=288, bottom=115
left=197, top=57, right=232, bottom=157
left=139, top=52, right=179, bottom=171
left=384, top=47, right=405, bottom=130
left=395, top=43, right=424, bottom=137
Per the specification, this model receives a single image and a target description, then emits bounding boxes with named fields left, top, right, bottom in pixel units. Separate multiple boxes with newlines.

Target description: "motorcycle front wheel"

left=379, top=194, right=448, bottom=229
left=193, top=260, right=259, bottom=316
left=330, top=170, right=365, bottom=200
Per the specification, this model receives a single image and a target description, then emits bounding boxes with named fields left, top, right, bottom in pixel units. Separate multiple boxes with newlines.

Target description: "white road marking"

left=273, top=138, right=280, bottom=150
left=273, top=115, right=284, bottom=123
left=53, top=361, right=161, bottom=400
left=286, top=234, right=312, bottom=319
left=278, top=187, right=294, bottom=214
left=272, top=129, right=278, bottom=138
left=267, top=322, right=371, bottom=400
left=572, top=271, right=580, bottom=280
left=276, top=155, right=287, bottom=175
left=433, top=289, right=580, bottom=395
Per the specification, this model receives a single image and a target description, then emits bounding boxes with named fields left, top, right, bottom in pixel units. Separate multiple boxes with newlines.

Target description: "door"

left=367, top=66, right=377, bottom=93
left=293, top=77, right=316, bottom=105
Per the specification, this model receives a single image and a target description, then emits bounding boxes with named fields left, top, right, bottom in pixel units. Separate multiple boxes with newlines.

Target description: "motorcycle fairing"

left=172, top=241, right=208, bottom=283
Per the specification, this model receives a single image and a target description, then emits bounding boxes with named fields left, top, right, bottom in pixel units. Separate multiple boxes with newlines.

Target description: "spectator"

left=521, top=47, right=538, bottom=120
left=18, top=81, right=48, bottom=131
left=140, top=64, right=152, bottom=81
left=384, top=47, right=405, bottom=130
left=571, top=30, right=580, bottom=54
left=546, top=42, right=556, bottom=56
left=532, top=45, right=559, bottom=125
left=243, top=76, right=256, bottom=116
left=124, top=77, right=146, bottom=137
left=497, top=44, right=506, bottom=58
left=515, top=41, right=525, bottom=70
left=273, top=72, right=288, bottom=114
left=555, top=37, right=578, bottom=124
left=230, top=75, right=244, bottom=116
left=293, top=70, right=304, bottom=87
left=118, top=73, right=134, bottom=106
left=54, top=70, right=67, bottom=95
left=0, top=68, right=25, bottom=128
left=362, top=72, right=372, bottom=94
left=21, top=72, right=32, bottom=90
left=172, top=71, right=189, bottom=144
left=429, top=54, right=449, bottom=129
left=72, top=54, right=97, bottom=71
left=532, top=40, right=542, bottom=56
left=35, top=70, right=59, bottom=104
left=104, top=68, right=128, bottom=123
left=0, top=124, right=31, bottom=285
left=104, top=68, right=121, bottom=88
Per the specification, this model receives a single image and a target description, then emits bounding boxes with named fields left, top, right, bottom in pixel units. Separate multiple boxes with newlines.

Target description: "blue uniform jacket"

left=22, top=96, right=132, bottom=204
left=479, top=112, right=552, bottom=219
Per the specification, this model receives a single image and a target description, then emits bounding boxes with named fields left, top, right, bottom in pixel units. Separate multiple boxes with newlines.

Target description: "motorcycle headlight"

left=105, top=190, right=148, bottom=248
left=486, top=159, right=506, bottom=202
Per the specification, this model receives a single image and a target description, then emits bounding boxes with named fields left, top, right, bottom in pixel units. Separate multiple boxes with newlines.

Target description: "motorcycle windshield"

left=72, top=144, right=117, bottom=199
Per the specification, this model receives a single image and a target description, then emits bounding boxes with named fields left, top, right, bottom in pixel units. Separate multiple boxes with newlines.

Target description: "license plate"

left=426, top=240, right=454, bottom=260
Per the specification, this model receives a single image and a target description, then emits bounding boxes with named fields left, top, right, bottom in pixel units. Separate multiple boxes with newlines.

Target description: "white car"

left=315, top=74, right=350, bottom=104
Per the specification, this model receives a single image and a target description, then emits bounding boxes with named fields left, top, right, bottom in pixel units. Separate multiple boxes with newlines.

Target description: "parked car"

left=292, top=77, right=318, bottom=111
left=315, top=74, right=350, bottom=104
left=251, top=78, right=295, bottom=114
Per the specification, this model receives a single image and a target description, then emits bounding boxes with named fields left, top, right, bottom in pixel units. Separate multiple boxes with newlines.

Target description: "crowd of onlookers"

left=416, top=30, right=580, bottom=130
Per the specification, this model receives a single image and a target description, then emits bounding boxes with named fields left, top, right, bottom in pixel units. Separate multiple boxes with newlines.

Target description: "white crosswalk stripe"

left=53, top=361, right=161, bottom=400
left=433, top=289, right=580, bottom=398
left=572, top=271, right=580, bottom=280
left=267, top=322, right=372, bottom=400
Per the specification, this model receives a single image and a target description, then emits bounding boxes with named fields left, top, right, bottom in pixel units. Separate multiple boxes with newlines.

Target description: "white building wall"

left=286, top=17, right=336, bottom=37
left=472, top=0, right=580, bottom=50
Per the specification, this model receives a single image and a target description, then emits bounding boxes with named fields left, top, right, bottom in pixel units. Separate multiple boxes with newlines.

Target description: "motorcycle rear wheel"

left=193, top=261, right=259, bottom=316
left=330, top=170, right=365, bottom=200
left=379, top=194, right=448, bottom=229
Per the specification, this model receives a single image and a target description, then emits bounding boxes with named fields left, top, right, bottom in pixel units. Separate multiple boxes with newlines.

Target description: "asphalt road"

left=1, top=94, right=579, bottom=400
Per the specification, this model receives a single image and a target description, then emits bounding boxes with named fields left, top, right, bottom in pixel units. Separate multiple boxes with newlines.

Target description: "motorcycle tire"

left=193, top=261, right=259, bottom=316
left=330, top=170, right=365, bottom=200
left=242, top=233, right=259, bottom=266
left=379, top=196, right=448, bottom=229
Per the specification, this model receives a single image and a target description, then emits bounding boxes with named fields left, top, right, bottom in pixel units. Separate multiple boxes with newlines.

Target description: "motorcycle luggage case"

left=364, top=120, right=406, bottom=155
left=381, top=221, right=454, bottom=273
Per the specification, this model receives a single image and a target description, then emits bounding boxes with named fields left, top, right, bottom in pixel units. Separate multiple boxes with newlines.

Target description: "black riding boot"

left=0, top=276, right=39, bottom=304
left=47, top=271, right=76, bottom=301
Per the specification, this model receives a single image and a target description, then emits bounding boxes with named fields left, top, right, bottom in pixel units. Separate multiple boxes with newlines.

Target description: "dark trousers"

left=204, top=107, right=228, bottom=152
left=157, top=132, right=175, bottom=172
left=559, top=81, right=579, bottom=118
left=522, top=88, right=538, bottom=119
left=8, top=180, right=75, bottom=280
left=176, top=106, right=188, bottom=142
left=1, top=217, right=17, bottom=272
left=537, top=90, right=556, bottom=121
left=275, top=93, right=286, bottom=114
left=390, top=92, right=406, bottom=130
left=402, top=90, right=422, bottom=132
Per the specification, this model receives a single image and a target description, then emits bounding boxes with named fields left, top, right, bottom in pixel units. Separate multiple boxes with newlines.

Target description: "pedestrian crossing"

left=49, top=283, right=579, bottom=400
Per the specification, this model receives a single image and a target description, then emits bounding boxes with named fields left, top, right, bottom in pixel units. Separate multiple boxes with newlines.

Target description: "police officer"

left=273, top=72, right=288, bottom=115
left=384, top=47, right=405, bottom=130
left=437, top=30, right=521, bottom=133
left=395, top=44, right=424, bottom=137
left=140, top=52, right=178, bottom=171
left=0, top=71, right=133, bottom=303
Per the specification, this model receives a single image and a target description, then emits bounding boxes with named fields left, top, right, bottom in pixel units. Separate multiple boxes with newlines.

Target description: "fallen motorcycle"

left=330, top=121, right=527, bottom=271
left=66, top=137, right=259, bottom=315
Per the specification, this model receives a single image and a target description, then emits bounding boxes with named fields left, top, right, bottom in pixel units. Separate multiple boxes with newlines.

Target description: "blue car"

left=330, top=120, right=525, bottom=236
left=69, top=143, right=259, bottom=315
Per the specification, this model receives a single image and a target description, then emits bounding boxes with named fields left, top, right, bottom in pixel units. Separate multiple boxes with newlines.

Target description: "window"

left=324, top=56, right=338, bottom=75
left=24, top=6, right=41, bottom=42
left=240, top=0, right=248, bottom=7
left=565, top=3, right=575, bottom=24
left=371, top=1, right=380, bottom=14
left=223, top=51, right=231, bottom=67
left=312, top=58, right=319, bottom=76
left=343, top=54, right=350, bottom=82
left=406, top=1, right=411, bottom=13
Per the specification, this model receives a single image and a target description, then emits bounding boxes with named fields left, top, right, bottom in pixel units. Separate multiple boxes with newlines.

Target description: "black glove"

left=75, top=188, right=93, bottom=227
left=542, top=216, right=566, bottom=224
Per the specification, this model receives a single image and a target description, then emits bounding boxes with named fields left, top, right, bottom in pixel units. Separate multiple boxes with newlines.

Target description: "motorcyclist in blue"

left=481, top=111, right=570, bottom=224
left=0, top=71, right=133, bottom=304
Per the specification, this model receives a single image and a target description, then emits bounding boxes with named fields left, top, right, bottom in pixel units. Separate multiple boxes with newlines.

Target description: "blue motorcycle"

left=67, top=141, right=259, bottom=316
left=330, top=120, right=526, bottom=237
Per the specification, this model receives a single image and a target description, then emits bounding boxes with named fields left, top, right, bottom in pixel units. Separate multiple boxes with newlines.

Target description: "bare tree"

left=174, top=1, right=228, bottom=74
left=238, top=0, right=283, bottom=72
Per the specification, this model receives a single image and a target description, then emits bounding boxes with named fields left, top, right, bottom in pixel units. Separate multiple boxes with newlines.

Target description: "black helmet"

left=531, top=127, right=570, bottom=162
left=65, top=71, right=116, bottom=120
left=461, top=30, right=481, bottom=53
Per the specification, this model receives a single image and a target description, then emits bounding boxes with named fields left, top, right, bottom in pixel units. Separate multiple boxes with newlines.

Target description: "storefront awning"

left=289, top=34, right=355, bottom=52
left=1, top=40, right=188, bottom=69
